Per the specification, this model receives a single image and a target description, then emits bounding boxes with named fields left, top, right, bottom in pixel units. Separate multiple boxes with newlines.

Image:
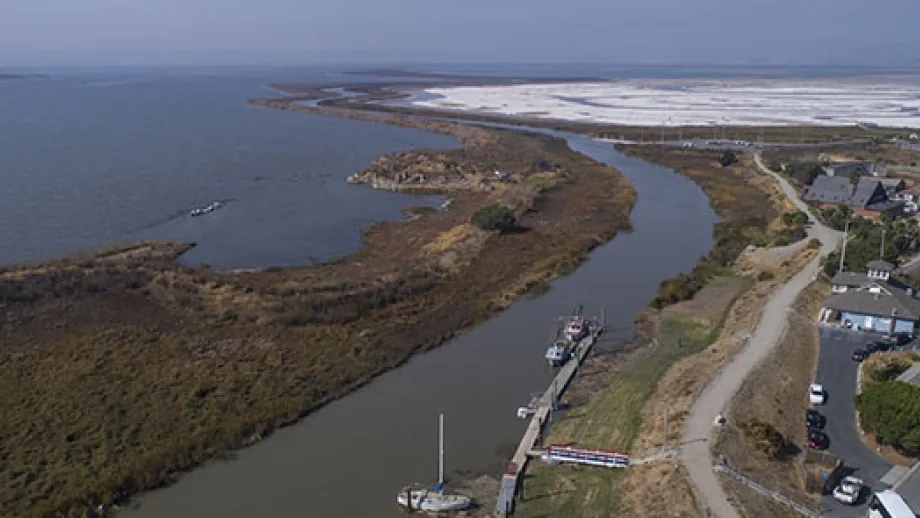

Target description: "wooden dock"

left=495, top=312, right=604, bottom=517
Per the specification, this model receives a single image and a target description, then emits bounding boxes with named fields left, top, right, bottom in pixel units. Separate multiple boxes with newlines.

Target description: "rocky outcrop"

left=347, top=150, right=511, bottom=193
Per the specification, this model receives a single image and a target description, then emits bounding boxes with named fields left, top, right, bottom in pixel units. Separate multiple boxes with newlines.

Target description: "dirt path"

left=679, top=153, right=841, bottom=518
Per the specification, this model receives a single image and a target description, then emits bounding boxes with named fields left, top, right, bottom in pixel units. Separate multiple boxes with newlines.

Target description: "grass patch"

left=515, top=315, right=721, bottom=517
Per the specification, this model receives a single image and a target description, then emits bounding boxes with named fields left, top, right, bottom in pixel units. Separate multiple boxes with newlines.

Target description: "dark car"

left=852, top=349, right=868, bottom=362
left=807, top=430, right=829, bottom=450
left=806, top=409, right=825, bottom=429
left=866, top=340, right=892, bottom=353
left=885, top=332, right=914, bottom=346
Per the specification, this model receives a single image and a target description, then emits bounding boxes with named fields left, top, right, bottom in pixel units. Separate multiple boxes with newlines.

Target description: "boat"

left=189, top=201, right=224, bottom=217
left=545, top=339, right=572, bottom=367
left=396, top=414, right=472, bottom=513
left=563, top=315, right=590, bottom=343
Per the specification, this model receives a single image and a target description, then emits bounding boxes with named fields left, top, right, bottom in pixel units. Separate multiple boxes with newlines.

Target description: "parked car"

left=884, top=332, right=913, bottom=346
left=809, top=383, right=826, bottom=405
left=806, top=409, right=826, bottom=429
left=866, top=340, right=892, bottom=353
left=852, top=349, right=868, bottom=362
left=807, top=429, right=829, bottom=450
left=832, top=476, right=864, bottom=504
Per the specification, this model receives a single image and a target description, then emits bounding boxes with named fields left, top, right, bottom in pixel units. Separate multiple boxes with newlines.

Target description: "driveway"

left=815, top=327, right=892, bottom=516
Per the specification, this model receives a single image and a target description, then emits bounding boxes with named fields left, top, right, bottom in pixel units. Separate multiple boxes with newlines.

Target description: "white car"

left=832, top=476, right=864, bottom=504
left=809, top=383, right=826, bottom=405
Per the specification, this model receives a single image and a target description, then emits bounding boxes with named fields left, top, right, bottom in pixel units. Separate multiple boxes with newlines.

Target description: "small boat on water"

left=545, top=338, right=572, bottom=367
left=189, top=201, right=224, bottom=217
left=396, top=414, right=472, bottom=513
left=563, top=315, right=590, bottom=343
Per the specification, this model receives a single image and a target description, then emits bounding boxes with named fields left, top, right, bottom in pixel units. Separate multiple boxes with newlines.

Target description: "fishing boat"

left=563, top=315, right=590, bottom=343
left=544, top=338, right=572, bottom=367
left=396, top=414, right=472, bottom=513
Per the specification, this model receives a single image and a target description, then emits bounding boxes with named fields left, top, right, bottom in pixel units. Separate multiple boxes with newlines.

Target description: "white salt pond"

left=409, top=79, right=920, bottom=128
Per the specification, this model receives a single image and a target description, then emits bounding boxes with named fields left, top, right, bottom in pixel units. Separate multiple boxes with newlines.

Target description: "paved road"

left=816, top=328, right=893, bottom=517
left=679, top=154, right=841, bottom=518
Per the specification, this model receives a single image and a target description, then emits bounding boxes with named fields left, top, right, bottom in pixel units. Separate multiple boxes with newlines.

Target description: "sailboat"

left=396, top=414, right=472, bottom=513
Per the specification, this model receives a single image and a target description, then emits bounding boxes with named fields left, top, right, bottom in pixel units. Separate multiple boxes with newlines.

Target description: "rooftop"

left=825, top=281, right=920, bottom=320
left=867, top=260, right=896, bottom=272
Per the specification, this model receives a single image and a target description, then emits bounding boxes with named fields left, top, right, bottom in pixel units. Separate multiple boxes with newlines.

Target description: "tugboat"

left=545, top=338, right=573, bottom=367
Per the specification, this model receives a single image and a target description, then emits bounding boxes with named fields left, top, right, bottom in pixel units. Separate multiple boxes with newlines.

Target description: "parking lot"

left=816, top=326, right=893, bottom=516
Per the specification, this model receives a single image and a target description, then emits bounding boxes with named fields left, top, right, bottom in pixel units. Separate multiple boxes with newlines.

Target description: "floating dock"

left=495, top=309, right=605, bottom=517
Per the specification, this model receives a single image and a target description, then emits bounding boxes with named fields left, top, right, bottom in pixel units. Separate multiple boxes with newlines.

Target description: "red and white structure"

left=542, top=444, right=630, bottom=468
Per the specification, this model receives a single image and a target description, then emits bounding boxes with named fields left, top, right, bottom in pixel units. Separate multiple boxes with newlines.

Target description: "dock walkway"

left=495, top=321, right=604, bottom=517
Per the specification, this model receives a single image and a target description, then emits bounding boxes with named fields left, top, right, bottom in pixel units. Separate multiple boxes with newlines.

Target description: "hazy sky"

left=3, top=0, right=919, bottom=66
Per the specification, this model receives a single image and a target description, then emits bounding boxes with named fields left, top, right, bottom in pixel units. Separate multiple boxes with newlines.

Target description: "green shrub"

left=855, top=381, right=920, bottom=455
left=470, top=204, right=516, bottom=232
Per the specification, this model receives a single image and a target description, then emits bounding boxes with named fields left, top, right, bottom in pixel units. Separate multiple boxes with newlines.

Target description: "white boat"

left=189, top=201, right=224, bottom=217
left=563, top=316, right=590, bottom=343
left=545, top=339, right=572, bottom=367
left=396, top=414, right=472, bottom=513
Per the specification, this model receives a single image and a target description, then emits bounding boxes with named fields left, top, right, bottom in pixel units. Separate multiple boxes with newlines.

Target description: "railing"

left=713, top=463, right=819, bottom=518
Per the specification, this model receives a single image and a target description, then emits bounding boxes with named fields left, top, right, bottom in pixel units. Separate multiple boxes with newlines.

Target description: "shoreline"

left=1, top=83, right=638, bottom=517
left=251, top=77, right=915, bottom=144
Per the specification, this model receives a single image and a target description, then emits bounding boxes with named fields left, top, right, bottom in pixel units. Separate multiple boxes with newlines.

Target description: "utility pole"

left=839, top=217, right=850, bottom=273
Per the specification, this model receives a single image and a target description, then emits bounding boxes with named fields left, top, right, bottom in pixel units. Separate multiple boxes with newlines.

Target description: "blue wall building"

left=822, top=260, right=920, bottom=333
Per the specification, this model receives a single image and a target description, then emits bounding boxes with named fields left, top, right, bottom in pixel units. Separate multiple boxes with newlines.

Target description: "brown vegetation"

left=0, top=111, right=635, bottom=517
left=710, top=280, right=829, bottom=517
left=617, top=146, right=799, bottom=309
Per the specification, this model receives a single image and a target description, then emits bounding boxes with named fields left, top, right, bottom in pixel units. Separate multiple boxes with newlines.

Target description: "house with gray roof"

left=802, top=177, right=904, bottom=218
left=822, top=261, right=920, bottom=333
left=824, top=161, right=887, bottom=178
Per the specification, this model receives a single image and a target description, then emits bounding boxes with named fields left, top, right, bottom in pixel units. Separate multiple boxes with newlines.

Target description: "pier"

left=495, top=308, right=606, bottom=517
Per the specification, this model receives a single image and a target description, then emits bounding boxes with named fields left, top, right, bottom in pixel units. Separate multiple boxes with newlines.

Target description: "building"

left=802, top=176, right=904, bottom=219
left=824, top=161, right=888, bottom=178
left=878, top=178, right=907, bottom=193
left=822, top=261, right=920, bottom=333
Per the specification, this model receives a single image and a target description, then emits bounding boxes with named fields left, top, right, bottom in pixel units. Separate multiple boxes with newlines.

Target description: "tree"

left=855, top=381, right=920, bottom=455
left=849, top=171, right=861, bottom=185
left=470, top=204, right=517, bottom=233
left=719, top=150, right=737, bottom=167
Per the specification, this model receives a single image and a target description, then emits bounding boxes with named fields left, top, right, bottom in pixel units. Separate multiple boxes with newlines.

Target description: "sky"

left=2, top=0, right=920, bottom=67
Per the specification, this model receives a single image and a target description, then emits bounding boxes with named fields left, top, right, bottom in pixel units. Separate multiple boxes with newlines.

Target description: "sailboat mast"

left=438, top=413, right=445, bottom=488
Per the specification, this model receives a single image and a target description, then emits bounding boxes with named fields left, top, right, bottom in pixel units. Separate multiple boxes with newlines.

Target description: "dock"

left=495, top=309, right=605, bottom=517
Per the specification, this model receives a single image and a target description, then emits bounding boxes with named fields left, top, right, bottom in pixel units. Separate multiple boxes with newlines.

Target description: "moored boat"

left=396, top=414, right=472, bottom=513
left=545, top=339, right=572, bottom=367
left=563, top=315, right=590, bottom=343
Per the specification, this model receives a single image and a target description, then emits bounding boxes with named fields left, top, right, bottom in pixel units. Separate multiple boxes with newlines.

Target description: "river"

left=119, top=132, right=718, bottom=518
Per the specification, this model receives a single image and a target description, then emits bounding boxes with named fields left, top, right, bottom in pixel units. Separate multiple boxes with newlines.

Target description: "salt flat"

left=409, top=79, right=920, bottom=128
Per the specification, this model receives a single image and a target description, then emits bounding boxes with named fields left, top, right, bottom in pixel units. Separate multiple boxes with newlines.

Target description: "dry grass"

left=721, top=477, right=801, bottom=518
left=711, top=280, right=829, bottom=515
left=0, top=120, right=637, bottom=517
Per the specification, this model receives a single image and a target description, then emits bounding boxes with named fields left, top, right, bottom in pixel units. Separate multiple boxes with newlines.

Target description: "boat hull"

left=397, top=488, right=472, bottom=512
